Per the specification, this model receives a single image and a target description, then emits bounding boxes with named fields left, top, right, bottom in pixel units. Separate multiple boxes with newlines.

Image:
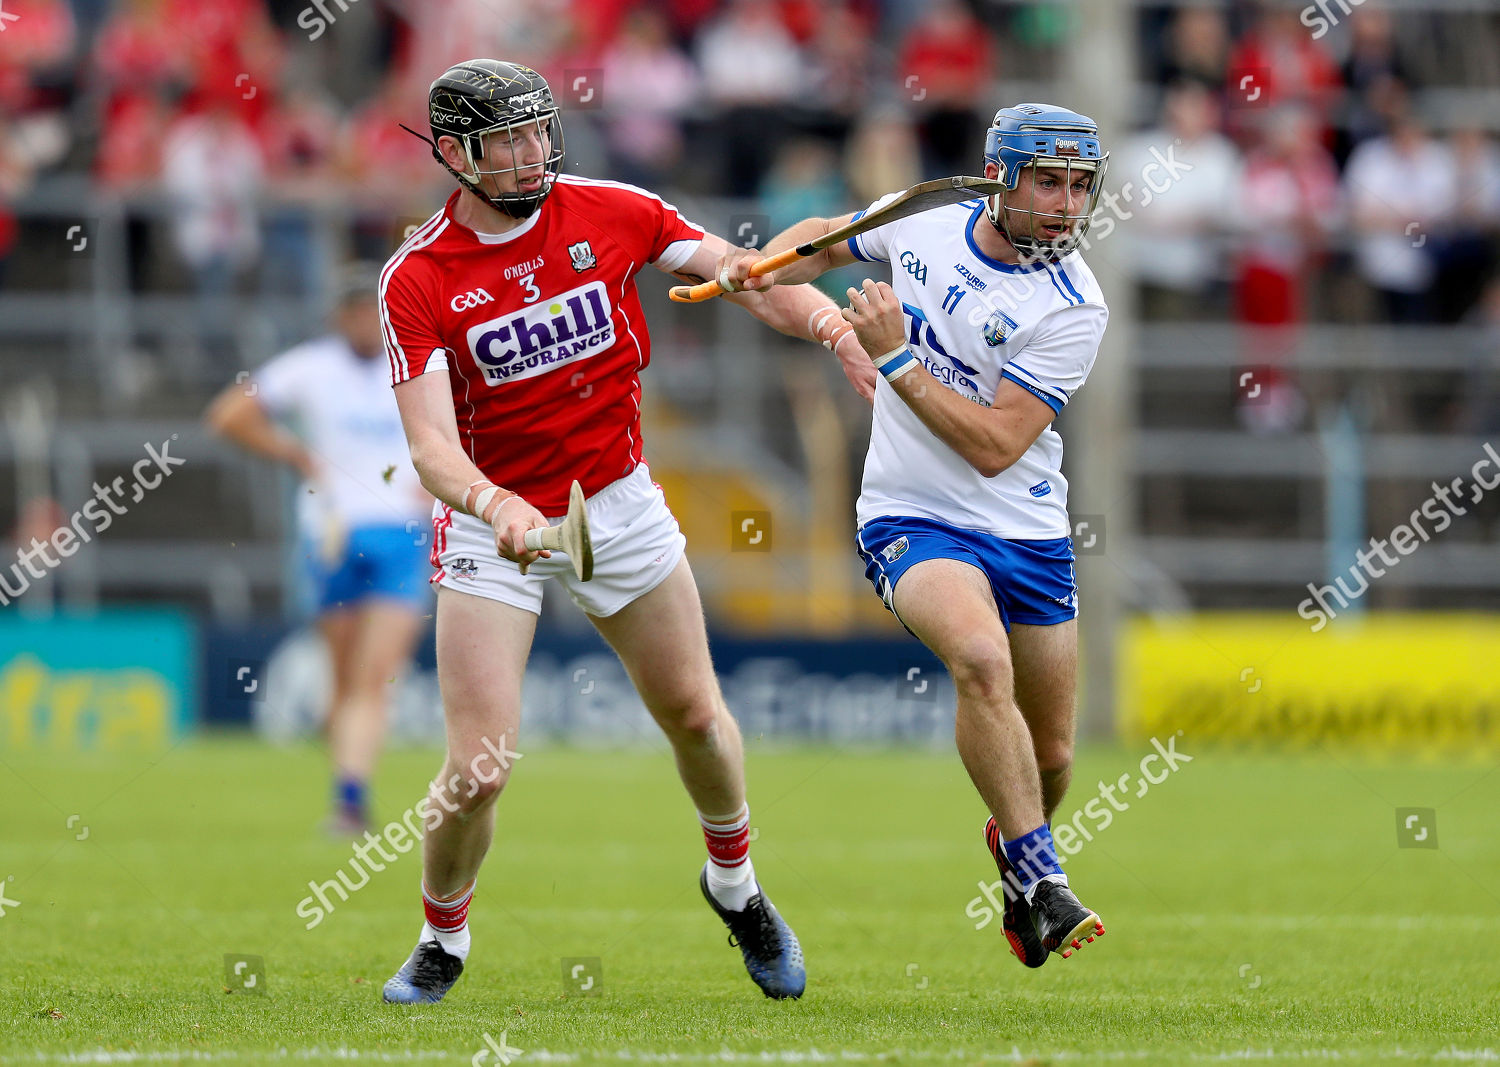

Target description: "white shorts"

left=429, top=464, right=686, bottom=617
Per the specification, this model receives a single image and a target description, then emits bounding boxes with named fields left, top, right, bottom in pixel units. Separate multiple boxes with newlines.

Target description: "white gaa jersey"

left=848, top=196, right=1108, bottom=539
left=253, top=335, right=427, bottom=531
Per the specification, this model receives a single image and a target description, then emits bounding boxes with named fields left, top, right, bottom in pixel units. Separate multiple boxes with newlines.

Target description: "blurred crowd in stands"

left=2, top=0, right=1499, bottom=332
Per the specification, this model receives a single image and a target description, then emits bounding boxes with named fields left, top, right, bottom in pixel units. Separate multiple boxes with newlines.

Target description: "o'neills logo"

left=465, top=281, right=614, bottom=385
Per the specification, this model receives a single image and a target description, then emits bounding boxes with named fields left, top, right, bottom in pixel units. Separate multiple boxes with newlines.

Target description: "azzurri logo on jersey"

left=466, top=281, right=614, bottom=385
left=953, top=262, right=987, bottom=291
left=1029, top=480, right=1052, bottom=498
left=982, top=309, right=1019, bottom=347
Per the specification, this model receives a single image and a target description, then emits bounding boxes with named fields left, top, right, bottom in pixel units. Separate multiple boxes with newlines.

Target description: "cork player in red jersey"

left=377, top=59, right=873, bottom=1004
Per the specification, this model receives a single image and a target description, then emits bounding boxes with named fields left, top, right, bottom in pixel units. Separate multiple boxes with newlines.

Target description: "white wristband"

left=808, top=306, right=839, bottom=340
left=473, top=485, right=500, bottom=521
left=492, top=494, right=524, bottom=522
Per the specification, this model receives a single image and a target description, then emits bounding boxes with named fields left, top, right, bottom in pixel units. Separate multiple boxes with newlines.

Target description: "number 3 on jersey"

left=519, top=273, right=540, bottom=303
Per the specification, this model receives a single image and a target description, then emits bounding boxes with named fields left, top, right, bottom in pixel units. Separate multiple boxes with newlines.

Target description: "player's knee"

left=1035, top=739, right=1074, bottom=779
left=652, top=691, right=724, bottom=744
left=944, top=639, right=1013, bottom=699
left=433, top=757, right=512, bottom=814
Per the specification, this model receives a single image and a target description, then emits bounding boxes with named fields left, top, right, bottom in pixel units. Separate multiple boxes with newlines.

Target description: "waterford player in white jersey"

left=718, top=104, right=1110, bottom=967
left=207, top=265, right=432, bottom=836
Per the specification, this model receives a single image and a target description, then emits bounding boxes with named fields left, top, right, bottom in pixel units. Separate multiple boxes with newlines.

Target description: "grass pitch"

left=1, top=736, right=1497, bottom=1064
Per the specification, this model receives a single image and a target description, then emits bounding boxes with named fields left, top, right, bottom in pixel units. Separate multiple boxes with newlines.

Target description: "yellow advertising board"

left=1121, top=614, right=1500, bottom=755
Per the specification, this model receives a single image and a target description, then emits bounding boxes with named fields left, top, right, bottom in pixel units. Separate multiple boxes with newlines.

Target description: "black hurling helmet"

left=424, top=59, right=566, bottom=219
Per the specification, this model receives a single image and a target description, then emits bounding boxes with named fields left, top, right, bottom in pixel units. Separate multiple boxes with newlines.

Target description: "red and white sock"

left=419, top=879, right=474, bottom=961
left=701, top=805, right=758, bottom=911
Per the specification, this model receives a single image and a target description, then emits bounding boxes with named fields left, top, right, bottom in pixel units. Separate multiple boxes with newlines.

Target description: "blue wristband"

left=877, top=347, right=917, bottom=382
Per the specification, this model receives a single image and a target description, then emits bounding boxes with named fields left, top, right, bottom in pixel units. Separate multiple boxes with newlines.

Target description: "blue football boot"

left=382, top=939, right=464, bottom=1004
left=699, top=864, right=805, bottom=999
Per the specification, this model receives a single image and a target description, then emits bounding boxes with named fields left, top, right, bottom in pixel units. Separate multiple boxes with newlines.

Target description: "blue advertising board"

left=0, top=609, right=197, bottom=748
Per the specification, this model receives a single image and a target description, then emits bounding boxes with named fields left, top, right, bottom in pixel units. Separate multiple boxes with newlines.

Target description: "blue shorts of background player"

left=855, top=515, right=1077, bottom=633
left=307, top=523, right=433, bottom=613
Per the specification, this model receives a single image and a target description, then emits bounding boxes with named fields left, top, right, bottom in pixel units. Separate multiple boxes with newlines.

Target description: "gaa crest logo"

left=982, top=309, right=1019, bottom=347
left=568, top=241, right=597, bottom=272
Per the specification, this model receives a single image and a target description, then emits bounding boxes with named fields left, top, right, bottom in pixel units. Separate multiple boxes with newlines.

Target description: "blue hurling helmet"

left=983, top=103, right=1108, bottom=258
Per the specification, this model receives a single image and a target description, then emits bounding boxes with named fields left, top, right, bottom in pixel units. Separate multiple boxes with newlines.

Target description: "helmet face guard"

left=447, top=106, right=565, bottom=219
left=983, top=104, right=1108, bottom=260
left=424, top=61, right=567, bottom=219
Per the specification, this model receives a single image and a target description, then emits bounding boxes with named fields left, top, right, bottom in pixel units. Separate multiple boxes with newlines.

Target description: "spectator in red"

left=96, top=0, right=281, bottom=123
left=1232, top=105, right=1340, bottom=431
left=0, top=114, right=38, bottom=290
left=93, top=0, right=182, bottom=294
left=804, top=2, right=876, bottom=133
left=338, top=72, right=447, bottom=260
left=342, top=71, right=443, bottom=196
left=94, top=0, right=194, bottom=121
left=894, top=0, right=995, bottom=177
left=1225, top=5, right=1341, bottom=149
left=160, top=90, right=266, bottom=355
left=0, top=0, right=75, bottom=114
left=164, top=0, right=283, bottom=123
left=0, top=0, right=76, bottom=177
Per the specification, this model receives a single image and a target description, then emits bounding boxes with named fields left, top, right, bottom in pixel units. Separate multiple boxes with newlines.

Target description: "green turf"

left=1, top=735, right=1496, bottom=1064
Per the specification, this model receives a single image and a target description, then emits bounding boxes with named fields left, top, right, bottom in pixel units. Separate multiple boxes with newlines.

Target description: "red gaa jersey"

left=380, top=175, right=704, bottom=513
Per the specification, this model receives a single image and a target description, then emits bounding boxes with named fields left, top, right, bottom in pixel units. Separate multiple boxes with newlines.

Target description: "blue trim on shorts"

left=307, top=523, right=433, bottom=612
left=855, top=515, right=1078, bottom=633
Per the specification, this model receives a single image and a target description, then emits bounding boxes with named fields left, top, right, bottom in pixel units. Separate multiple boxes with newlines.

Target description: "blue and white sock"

left=1001, top=824, right=1066, bottom=903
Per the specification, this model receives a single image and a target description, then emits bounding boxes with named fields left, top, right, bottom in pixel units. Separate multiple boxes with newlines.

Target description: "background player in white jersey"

left=377, top=60, right=873, bottom=1004
left=206, top=265, right=433, bottom=835
left=717, top=104, right=1111, bottom=966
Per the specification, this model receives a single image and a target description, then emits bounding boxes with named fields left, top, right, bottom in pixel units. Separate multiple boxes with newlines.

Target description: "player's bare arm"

left=713, top=213, right=862, bottom=293
left=204, top=384, right=317, bottom=481
left=391, top=371, right=551, bottom=570
left=841, top=278, right=1057, bottom=479
left=672, top=232, right=876, bottom=401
